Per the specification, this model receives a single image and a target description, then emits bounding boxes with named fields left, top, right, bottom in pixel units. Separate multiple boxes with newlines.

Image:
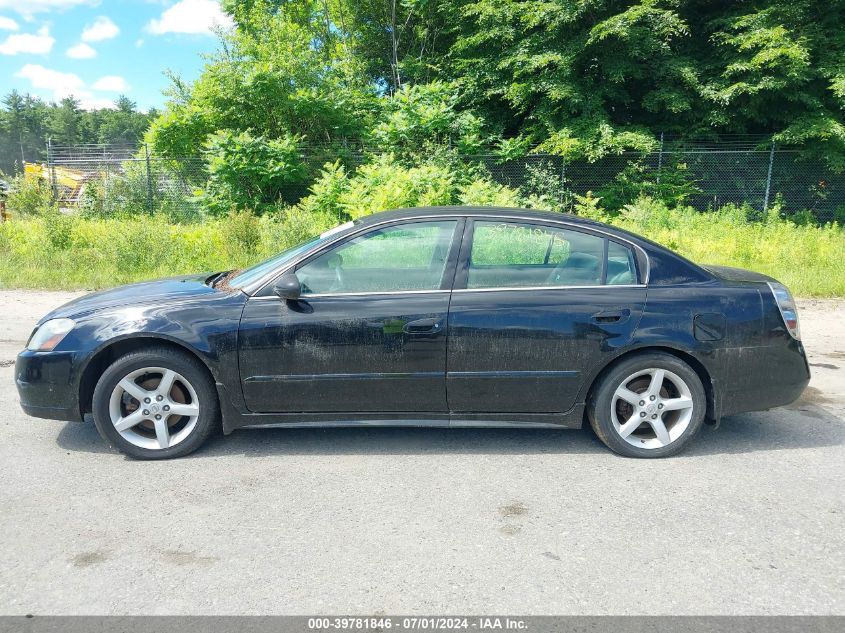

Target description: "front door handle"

left=403, top=318, right=442, bottom=334
left=591, top=309, right=630, bottom=324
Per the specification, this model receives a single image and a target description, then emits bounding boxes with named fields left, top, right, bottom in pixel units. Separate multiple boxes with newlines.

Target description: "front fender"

left=64, top=291, right=248, bottom=419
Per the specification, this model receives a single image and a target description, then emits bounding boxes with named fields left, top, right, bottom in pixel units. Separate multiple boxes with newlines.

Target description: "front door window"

left=297, top=221, right=458, bottom=295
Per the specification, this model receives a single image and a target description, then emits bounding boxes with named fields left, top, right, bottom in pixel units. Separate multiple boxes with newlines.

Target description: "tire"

left=92, top=346, right=219, bottom=460
left=587, top=352, right=706, bottom=458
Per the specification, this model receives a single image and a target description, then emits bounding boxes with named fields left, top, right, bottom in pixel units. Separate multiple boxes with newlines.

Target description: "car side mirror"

left=273, top=273, right=302, bottom=300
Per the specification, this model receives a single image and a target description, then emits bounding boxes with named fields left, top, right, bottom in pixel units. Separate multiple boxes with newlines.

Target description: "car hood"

left=42, top=273, right=232, bottom=323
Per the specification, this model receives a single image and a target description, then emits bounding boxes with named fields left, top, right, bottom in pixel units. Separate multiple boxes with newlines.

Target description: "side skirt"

left=217, top=389, right=585, bottom=434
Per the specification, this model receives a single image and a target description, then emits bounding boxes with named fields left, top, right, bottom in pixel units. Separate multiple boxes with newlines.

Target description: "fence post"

left=763, top=141, right=776, bottom=212
left=559, top=157, right=566, bottom=206
left=656, top=131, right=664, bottom=184
left=144, top=143, right=154, bottom=214
left=47, top=138, right=58, bottom=204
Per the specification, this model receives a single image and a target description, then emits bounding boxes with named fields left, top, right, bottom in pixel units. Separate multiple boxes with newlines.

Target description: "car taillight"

left=767, top=281, right=801, bottom=340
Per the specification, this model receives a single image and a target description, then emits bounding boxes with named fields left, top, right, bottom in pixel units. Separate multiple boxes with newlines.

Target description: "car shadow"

left=56, top=400, right=844, bottom=459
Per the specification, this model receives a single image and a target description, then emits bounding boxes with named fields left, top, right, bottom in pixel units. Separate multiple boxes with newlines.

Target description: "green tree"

left=445, top=0, right=845, bottom=163
left=148, top=0, right=845, bottom=168
left=0, top=91, right=153, bottom=173
left=372, top=81, right=488, bottom=157
left=147, top=0, right=377, bottom=156
left=96, top=96, right=152, bottom=145
left=49, top=97, right=84, bottom=146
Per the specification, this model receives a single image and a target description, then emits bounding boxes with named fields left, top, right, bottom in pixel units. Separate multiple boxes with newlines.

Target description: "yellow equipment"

left=24, top=162, right=89, bottom=205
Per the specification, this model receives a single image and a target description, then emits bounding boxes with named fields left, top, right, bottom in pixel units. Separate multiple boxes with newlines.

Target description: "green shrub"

left=221, top=210, right=261, bottom=265
left=372, top=82, right=487, bottom=159
left=296, top=161, right=351, bottom=221
left=203, top=130, right=306, bottom=215
left=619, top=195, right=676, bottom=230
left=599, top=160, right=701, bottom=211
left=572, top=193, right=611, bottom=222
left=43, top=210, right=75, bottom=250
left=518, top=161, right=569, bottom=212
left=326, top=155, right=457, bottom=219
left=296, top=154, right=525, bottom=221
left=264, top=205, right=334, bottom=253
left=5, top=173, right=54, bottom=216
left=458, top=178, right=522, bottom=207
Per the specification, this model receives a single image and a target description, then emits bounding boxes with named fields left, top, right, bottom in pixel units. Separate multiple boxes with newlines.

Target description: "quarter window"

left=467, top=221, right=637, bottom=289
left=297, top=221, right=458, bottom=295
left=607, top=240, right=638, bottom=285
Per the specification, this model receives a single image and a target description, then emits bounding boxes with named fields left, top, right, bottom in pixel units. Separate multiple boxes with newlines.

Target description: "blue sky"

left=0, top=0, right=231, bottom=111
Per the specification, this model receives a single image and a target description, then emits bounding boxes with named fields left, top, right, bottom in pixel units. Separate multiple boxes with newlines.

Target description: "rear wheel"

left=588, top=353, right=706, bottom=457
left=92, top=347, right=219, bottom=459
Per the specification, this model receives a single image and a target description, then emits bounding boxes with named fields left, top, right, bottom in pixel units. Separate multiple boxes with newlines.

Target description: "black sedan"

left=16, top=207, right=810, bottom=459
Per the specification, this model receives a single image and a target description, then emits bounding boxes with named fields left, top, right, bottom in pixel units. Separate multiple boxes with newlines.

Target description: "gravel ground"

left=0, top=290, right=842, bottom=615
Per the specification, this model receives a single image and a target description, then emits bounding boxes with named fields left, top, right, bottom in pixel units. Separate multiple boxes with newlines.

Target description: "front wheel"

left=588, top=353, right=706, bottom=458
left=92, top=347, right=219, bottom=460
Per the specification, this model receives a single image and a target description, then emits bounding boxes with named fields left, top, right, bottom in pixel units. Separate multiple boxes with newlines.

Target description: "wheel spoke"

left=650, top=417, right=671, bottom=446
left=114, top=409, right=145, bottom=432
left=118, top=378, right=149, bottom=403
left=157, top=370, right=177, bottom=398
left=168, top=402, right=199, bottom=418
left=648, top=369, right=665, bottom=397
left=617, top=415, right=643, bottom=438
left=662, top=396, right=693, bottom=412
left=614, top=387, right=642, bottom=406
left=154, top=418, right=170, bottom=449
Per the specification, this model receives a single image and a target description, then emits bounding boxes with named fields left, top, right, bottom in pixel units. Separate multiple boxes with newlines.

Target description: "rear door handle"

left=403, top=318, right=442, bottom=334
left=591, top=309, right=630, bottom=324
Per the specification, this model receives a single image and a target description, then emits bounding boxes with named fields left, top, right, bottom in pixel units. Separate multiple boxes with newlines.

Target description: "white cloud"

left=92, top=75, right=129, bottom=92
left=147, top=0, right=232, bottom=36
left=66, top=42, right=96, bottom=59
left=0, top=16, right=19, bottom=30
left=16, top=63, right=84, bottom=99
left=0, top=26, right=54, bottom=55
left=81, top=15, right=118, bottom=42
left=0, top=1, right=98, bottom=17
left=15, top=63, right=118, bottom=110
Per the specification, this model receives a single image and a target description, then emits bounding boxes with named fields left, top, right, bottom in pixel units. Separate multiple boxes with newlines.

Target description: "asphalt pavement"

left=0, top=291, right=842, bottom=615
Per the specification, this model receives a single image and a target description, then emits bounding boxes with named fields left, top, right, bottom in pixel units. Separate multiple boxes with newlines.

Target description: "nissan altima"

left=15, top=207, right=810, bottom=459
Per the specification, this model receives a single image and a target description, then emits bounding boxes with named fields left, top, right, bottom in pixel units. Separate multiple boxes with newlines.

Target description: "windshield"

left=225, top=221, right=355, bottom=290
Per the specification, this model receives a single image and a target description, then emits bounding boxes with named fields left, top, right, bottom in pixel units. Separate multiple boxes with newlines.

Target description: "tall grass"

left=0, top=198, right=843, bottom=296
left=0, top=210, right=326, bottom=290
left=616, top=200, right=845, bottom=297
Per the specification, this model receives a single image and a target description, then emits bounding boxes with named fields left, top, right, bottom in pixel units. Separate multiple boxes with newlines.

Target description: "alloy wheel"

left=610, top=368, right=695, bottom=449
left=108, top=366, right=200, bottom=450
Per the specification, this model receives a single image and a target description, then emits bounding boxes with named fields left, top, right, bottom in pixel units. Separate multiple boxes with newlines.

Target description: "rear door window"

left=466, top=221, right=637, bottom=289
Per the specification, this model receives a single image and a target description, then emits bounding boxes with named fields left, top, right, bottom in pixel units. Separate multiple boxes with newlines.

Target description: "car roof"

left=353, top=206, right=655, bottom=251
left=355, top=206, right=609, bottom=229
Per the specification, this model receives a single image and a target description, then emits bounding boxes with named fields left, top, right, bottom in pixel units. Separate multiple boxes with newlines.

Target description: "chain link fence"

left=27, top=139, right=845, bottom=223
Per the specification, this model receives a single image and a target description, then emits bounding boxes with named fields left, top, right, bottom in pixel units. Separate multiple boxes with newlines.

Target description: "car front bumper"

left=15, top=350, right=82, bottom=422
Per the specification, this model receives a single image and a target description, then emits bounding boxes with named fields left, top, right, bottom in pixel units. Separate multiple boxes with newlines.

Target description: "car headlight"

left=27, top=318, right=75, bottom=351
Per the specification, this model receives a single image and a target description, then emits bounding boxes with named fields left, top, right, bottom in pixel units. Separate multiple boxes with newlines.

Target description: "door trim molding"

left=245, top=371, right=443, bottom=383
left=249, top=289, right=450, bottom=301
left=453, top=284, right=646, bottom=294
left=447, top=370, right=580, bottom=378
